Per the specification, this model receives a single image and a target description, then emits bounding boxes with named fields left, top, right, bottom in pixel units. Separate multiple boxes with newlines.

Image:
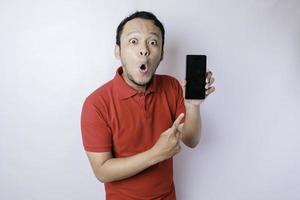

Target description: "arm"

left=86, top=114, right=185, bottom=183
left=86, top=148, right=161, bottom=183
left=179, top=70, right=215, bottom=148
left=180, top=104, right=201, bottom=148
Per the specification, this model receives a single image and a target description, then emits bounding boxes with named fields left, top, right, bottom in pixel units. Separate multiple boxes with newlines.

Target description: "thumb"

left=175, top=123, right=184, bottom=141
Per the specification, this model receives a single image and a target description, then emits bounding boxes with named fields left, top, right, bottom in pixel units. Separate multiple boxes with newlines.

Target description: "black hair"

left=116, top=11, right=165, bottom=49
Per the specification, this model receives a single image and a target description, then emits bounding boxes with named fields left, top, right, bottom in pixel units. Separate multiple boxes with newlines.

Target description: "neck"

left=121, top=72, right=146, bottom=92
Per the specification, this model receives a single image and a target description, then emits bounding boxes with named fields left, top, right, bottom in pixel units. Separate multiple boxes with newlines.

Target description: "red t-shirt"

left=81, top=67, right=186, bottom=200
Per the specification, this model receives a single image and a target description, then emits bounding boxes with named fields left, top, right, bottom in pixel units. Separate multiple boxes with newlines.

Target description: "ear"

left=160, top=49, right=164, bottom=62
left=114, top=44, right=121, bottom=60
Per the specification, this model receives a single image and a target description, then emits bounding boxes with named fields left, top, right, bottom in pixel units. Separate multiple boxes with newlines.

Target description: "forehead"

left=122, top=18, right=162, bottom=38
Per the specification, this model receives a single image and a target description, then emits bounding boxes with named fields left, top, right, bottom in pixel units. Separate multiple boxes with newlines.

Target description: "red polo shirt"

left=81, top=67, right=186, bottom=200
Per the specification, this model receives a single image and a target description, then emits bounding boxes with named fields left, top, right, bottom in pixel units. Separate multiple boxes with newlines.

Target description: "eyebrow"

left=149, top=32, right=160, bottom=37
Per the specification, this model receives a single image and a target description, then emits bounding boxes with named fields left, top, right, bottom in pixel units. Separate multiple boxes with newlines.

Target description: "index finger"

left=172, top=113, right=185, bottom=130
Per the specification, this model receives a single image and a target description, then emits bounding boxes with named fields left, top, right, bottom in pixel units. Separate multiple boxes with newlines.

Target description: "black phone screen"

left=185, top=55, right=207, bottom=99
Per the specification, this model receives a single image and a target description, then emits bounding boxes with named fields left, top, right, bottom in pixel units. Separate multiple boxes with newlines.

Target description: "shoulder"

left=83, top=80, right=114, bottom=110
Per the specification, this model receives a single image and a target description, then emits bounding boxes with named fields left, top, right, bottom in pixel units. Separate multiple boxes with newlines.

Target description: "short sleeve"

left=80, top=98, right=112, bottom=152
left=173, top=78, right=186, bottom=124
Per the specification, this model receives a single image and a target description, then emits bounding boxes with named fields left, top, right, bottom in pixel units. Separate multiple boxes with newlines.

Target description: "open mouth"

left=139, top=64, right=148, bottom=73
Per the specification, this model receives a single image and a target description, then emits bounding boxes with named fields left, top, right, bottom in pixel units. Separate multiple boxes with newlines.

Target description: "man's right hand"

left=151, top=113, right=185, bottom=162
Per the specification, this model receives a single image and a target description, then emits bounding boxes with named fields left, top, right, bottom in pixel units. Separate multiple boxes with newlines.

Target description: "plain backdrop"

left=1, top=0, right=299, bottom=199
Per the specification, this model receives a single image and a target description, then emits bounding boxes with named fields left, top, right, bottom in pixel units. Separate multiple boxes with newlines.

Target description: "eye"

left=149, top=40, right=157, bottom=46
left=129, top=38, right=138, bottom=44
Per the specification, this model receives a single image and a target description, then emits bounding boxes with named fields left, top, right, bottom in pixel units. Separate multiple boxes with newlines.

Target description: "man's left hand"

left=181, top=70, right=215, bottom=107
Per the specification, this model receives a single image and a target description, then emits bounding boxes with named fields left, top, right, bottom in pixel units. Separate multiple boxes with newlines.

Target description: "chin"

left=135, top=77, right=152, bottom=86
left=135, top=80, right=150, bottom=86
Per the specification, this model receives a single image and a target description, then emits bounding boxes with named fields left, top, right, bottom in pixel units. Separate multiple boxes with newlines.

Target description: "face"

left=115, top=18, right=163, bottom=91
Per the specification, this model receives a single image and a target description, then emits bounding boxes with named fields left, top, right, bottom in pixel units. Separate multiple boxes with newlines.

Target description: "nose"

left=139, top=45, right=149, bottom=57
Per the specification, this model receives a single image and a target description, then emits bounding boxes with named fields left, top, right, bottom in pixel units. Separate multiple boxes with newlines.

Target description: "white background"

left=1, top=0, right=299, bottom=199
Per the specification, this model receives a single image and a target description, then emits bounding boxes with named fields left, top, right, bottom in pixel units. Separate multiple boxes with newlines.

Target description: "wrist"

left=185, top=102, right=200, bottom=110
left=148, top=147, right=163, bottom=166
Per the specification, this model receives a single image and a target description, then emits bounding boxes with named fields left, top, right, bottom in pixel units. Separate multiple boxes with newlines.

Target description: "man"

left=81, top=11, right=215, bottom=200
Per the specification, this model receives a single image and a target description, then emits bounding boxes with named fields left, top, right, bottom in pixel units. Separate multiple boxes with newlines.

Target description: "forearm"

left=182, top=104, right=201, bottom=148
left=97, top=148, right=161, bottom=183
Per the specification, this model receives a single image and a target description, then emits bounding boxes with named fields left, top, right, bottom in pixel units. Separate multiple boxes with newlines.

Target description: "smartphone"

left=185, top=55, right=207, bottom=99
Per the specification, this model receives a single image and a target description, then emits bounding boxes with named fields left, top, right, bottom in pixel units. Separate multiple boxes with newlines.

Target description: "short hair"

left=116, top=11, right=165, bottom=49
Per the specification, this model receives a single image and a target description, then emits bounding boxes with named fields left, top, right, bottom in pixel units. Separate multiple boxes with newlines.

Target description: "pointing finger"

left=173, top=113, right=184, bottom=130
left=181, top=80, right=187, bottom=88
left=177, top=123, right=184, bottom=133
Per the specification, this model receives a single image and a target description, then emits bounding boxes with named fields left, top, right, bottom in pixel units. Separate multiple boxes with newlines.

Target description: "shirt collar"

left=113, top=66, right=157, bottom=100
